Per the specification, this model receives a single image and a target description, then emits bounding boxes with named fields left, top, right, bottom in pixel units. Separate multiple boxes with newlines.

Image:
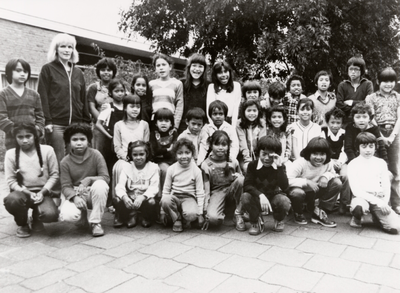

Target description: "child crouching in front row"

left=240, top=136, right=291, bottom=235
left=161, top=139, right=205, bottom=232
left=348, top=132, right=399, bottom=234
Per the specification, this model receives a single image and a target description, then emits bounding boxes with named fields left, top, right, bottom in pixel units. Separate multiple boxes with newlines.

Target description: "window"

left=0, top=72, right=39, bottom=90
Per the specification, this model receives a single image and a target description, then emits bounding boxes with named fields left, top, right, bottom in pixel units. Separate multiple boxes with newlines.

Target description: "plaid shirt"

left=365, top=91, right=400, bottom=125
left=283, top=93, right=306, bottom=124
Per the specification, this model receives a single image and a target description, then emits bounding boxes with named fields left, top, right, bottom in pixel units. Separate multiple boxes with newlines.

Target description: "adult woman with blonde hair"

left=38, top=33, right=90, bottom=164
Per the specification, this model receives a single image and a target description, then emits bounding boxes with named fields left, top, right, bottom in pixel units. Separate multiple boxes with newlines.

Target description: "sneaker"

left=248, top=222, right=261, bottom=235
left=311, top=209, right=337, bottom=228
left=16, top=225, right=31, bottom=238
left=294, top=213, right=307, bottom=225
left=349, top=216, right=362, bottom=228
left=272, top=220, right=285, bottom=232
left=172, top=220, right=183, bottom=232
left=31, top=220, right=45, bottom=232
left=234, top=213, right=246, bottom=231
left=91, top=223, right=104, bottom=237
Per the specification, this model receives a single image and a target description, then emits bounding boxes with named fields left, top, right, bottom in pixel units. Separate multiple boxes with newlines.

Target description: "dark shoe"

left=91, top=223, right=104, bottom=237
left=158, top=213, right=168, bottom=226
left=141, top=218, right=151, bottom=228
left=311, top=209, right=337, bottom=228
left=294, top=213, right=307, bottom=225
left=126, top=214, right=138, bottom=228
left=242, top=212, right=250, bottom=222
left=339, top=203, right=348, bottom=215
left=16, top=225, right=31, bottom=238
left=349, top=216, right=362, bottom=228
left=234, top=213, right=246, bottom=231
left=383, top=228, right=398, bottom=235
left=31, top=220, right=45, bottom=232
left=248, top=222, right=261, bottom=235
left=272, top=220, right=285, bottom=232
left=113, top=214, right=124, bottom=228
left=172, top=220, right=183, bottom=232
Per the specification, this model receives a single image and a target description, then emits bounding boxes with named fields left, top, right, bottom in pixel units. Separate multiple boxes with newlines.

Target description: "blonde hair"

left=47, top=33, right=79, bottom=63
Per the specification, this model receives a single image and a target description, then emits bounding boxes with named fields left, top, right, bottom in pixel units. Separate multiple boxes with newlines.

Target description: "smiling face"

left=289, top=80, right=302, bottom=96
left=15, top=129, right=35, bottom=152
left=12, top=62, right=28, bottom=85
left=244, top=104, right=259, bottom=122
left=176, top=145, right=193, bottom=167
left=380, top=80, right=395, bottom=95
left=57, top=43, right=73, bottom=62
left=99, top=67, right=113, bottom=83
left=269, top=111, right=284, bottom=129
left=353, top=113, right=370, bottom=130
left=212, top=140, right=229, bottom=160
left=133, top=78, right=147, bottom=97
left=327, top=116, right=343, bottom=135
left=298, top=104, right=312, bottom=123
left=190, top=63, right=205, bottom=81
left=245, top=90, right=260, bottom=100
left=359, top=143, right=376, bottom=159
left=155, top=58, right=172, bottom=80
left=126, top=103, right=140, bottom=120
left=70, top=133, right=88, bottom=155
left=317, top=75, right=330, bottom=92
left=216, top=67, right=230, bottom=86
left=309, top=151, right=327, bottom=167
left=131, top=145, right=147, bottom=169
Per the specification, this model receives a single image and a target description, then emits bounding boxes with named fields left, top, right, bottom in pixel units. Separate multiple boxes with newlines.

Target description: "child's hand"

left=270, top=153, right=282, bottom=167
left=73, top=196, right=87, bottom=210
left=344, top=100, right=353, bottom=106
left=382, top=136, right=393, bottom=147
left=307, top=180, right=319, bottom=193
left=259, top=194, right=272, bottom=214
left=318, top=176, right=328, bottom=188
left=80, top=178, right=92, bottom=187
left=100, top=103, right=110, bottom=112
left=122, top=195, right=134, bottom=209
left=34, top=192, right=44, bottom=204
left=198, top=215, right=205, bottom=228
left=133, top=195, right=145, bottom=209
left=377, top=201, right=391, bottom=215
left=333, top=160, right=342, bottom=172
left=45, top=124, right=53, bottom=133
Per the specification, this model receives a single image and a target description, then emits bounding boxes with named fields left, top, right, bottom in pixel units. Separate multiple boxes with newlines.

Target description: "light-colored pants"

left=60, top=180, right=108, bottom=224
left=161, top=193, right=198, bottom=223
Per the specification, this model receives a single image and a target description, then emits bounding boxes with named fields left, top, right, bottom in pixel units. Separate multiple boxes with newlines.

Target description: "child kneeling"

left=348, top=132, right=399, bottom=234
left=161, top=139, right=205, bottom=232
left=241, top=136, right=290, bottom=235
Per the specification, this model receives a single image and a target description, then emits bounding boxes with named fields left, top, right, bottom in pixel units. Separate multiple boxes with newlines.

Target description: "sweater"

left=244, top=160, right=289, bottom=198
left=60, top=148, right=110, bottom=200
left=150, top=129, right=178, bottom=165
left=115, top=161, right=159, bottom=199
left=149, top=78, right=184, bottom=129
left=287, top=157, right=337, bottom=192
left=5, top=145, right=59, bottom=192
left=38, top=59, right=90, bottom=126
left=113, top=120, right=150, bottom=160
left=162, top=161, right=205, bottom=214
left=308, top=91, right=336, bottom=127
left=236, top=121, right=264, bottom=163
left=289, top=121, right=321, bottom=160
left=348, top=156, right=390, bottom=205
left=206, top=81, right=241, bottom=127
left=0, top=85, right=45, bottom=135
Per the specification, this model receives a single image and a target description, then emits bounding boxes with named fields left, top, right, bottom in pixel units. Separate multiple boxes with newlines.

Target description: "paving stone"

left=264, top=222, right=299, bottom=235
left=378, top=286, right=400, bottom=293
left=35, top=282, right=77, bottom=293
left=106, top=276, right=179, bottom=293
left=49, top=244, right=103, bottom=263
left=166, top=231, right=199, bottom=243
left=211, top=275, right=280, bottom=293
left=175, top=247, right=230, bottom=268
left=303, top=254, right=360, bottom=278
left=1, top=285, right=31, bottom=293
left=217, top=239, right=270, bottom=258
left=5, top=255, right=66, bottom=278
left=256, top=234, right=305, bottom=249
left=341, top=246, right=394, bottom=266
left=214, top=254, right=274, bottom=279
left=0, top=232, right=9, bottom=239
left=44, top=232, right=92, bottom=248
left=65, top=265, right=133, bottom=293
left=313, top=274, right=379, bottom=293
left=260, top=264, right=323, bottom=292
left=0, top=273, right=23, bottom=287
left=164, top=265, right=230, bottom=293
left=258, top=246, right=312, bottom=267
left=290, top=226, right=336, bottom=241
left=360, top=229, right=400, bottom=242
left=106, top=252, right=148, bottom=270
left=124, top=255, right=186, bottom=279
left=374, top=239, right=400, bottom=254
left=66, top=254, right=114, bottom=272
left=355, top=263, right=400, bottom=289
left=102, top=241, right=144, bottom=258
left=136, top=233, right=171, bottom=245
left=0, top=256, right=17, bottom=269
left=82, top=234, right=134, bottom=249
left=138, top=240, right=192, bottom=258
left=390, top=254, right=400, bottom=270
left=1, top=242, right=56, bottom=261
left=20, top=268, right=76, bottom=290
left=275, top=287, right=299, bottom=293
left=329, top=231, right=376, bottom=249
left=220, top=228, right=265, bottom=242
left=183, top=234, right=232, bottom=250
left=296, top=239, right=346, bottom=257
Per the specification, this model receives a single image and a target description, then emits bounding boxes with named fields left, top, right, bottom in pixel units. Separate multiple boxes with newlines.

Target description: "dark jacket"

left=38, top=59, right=90, bottom=126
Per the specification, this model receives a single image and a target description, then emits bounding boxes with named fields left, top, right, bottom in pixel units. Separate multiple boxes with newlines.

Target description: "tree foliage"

left=119, top=0, right=400, bottom=93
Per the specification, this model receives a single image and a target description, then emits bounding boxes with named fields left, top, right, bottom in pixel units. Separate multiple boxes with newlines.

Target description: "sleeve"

left=80, top=72, right=91, bottom=124
left=174, top=80, right=184, bottom=129
left=97, top=107, right=112, bottom=125
left=86, top=83, right=97, bottom=104
left=336, top=82, right=351, bottom=114
left=5, top=150, right=24, bottom=191
left=37, top=65, right=52, bottom=125
left=161, top=165, right=173, bottom=198
left=287, top=159, right=308, bottom=188
left=201, top=164, right=210, bottom=211
left=197, top=127, right=209, bottom=165
left=243, top=161, right=262, bottom=196
left=229, top=126, right=240, bottom=161
left=115, top=169, right=129, bottom=199
left=344, top=125, right=357, bottom=163
left=380, top=161, right=391, bottom=203
left=60, top=159, right=76, bottom=200
left=42, top=146, right=59, bottom=192
left=321, top=162, right=338, bottom=181
left=0, top=91, right=13, bottom=133
left=143, top=164, right=160, bottom=198
left=364, top=93, right=375, bottom=115
left=113, top=122, right=126, bottom=160
left=372, top=127, right=388, bottom=163
left=277, top=165, right=289, bottom=192
left=236, top=126, right=251, bottom=162
left=143, top=121, right=150, bottom=142
left=94, top=151, right=110, bottom=184
left=194, top=167, right=205, bottom=214
left=284, top=131, right=292, bottom=160
left=206, top=84, right=215, bottom=122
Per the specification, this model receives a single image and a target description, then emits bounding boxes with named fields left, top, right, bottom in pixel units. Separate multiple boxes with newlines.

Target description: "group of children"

left=1, top=52, right=400, bottom=239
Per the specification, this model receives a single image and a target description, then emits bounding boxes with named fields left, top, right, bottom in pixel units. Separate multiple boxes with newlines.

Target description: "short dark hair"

left=186, top=107, right=207, bottom=124
left=257, top=136, right=282, bottom=156
left=355, top=132, right=377, bottom=150
left=127, top=140, right=152, bottom=162
left=154, top=108, right=175, bottom=128
left=297, top=98, right=314, bottom=112
left=286, top=75, right=304, bottom=91
left=64, top=123, right=92, bottom=145
left=350, top=102, right=373, bottom=120
left=268, top=81, right=286, bottom=99
left=347, top=56, right=366, bottom=76
left=300, top=137, right=332, bottom=164
left=173, top=138, right=196, bottom=157
left=123, top=94, right=141, bottom=121
left=5, top=58, right=31, bottom=84
left=241, top=80, right=262, bottom=99
left=265, top=105, right=288, bottom=132
left=208, top=100, right=228, bottom=117
left=378, top=67, right=397, bottom=84
left=95, top=57, right=117, bottom=79
left=325, top=107, right=345, bottom=123
left=314, top=70, right=333, bottom=86
left=152, top=53, right=173, bottom=67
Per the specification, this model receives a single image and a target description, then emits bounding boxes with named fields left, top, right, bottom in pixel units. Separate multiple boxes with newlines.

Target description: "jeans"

left=288, top=177, right=342, bottom=214
left=161, top=193, right=198, bottom=223
left=242, top=192, right=291, bottom=223
left=45, top=124, right=68, bottom=165
left=4, top=191, right=59, bottom=226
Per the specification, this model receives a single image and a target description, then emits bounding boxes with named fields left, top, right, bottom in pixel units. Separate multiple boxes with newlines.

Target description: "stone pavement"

left=0, top=171, right=399, bottom=293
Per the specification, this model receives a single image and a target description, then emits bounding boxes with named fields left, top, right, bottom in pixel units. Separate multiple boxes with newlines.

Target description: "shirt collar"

left=256, top=159, right=277, bottom=170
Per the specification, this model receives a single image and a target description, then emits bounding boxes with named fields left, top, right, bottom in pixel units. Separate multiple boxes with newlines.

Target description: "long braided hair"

left=205, top=130, right=232, bottom=177
left=13, top=122, right=43, bottom=186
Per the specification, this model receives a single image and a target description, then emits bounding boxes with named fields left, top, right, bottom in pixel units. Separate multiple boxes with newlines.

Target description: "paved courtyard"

left=0, top=171, right=399, bottom=293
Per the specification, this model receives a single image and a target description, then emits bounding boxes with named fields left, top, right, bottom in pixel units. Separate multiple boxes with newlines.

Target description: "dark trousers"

left=4, top=191, right=59, bottom=226
left=114, top=197, right=155, bottom=223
